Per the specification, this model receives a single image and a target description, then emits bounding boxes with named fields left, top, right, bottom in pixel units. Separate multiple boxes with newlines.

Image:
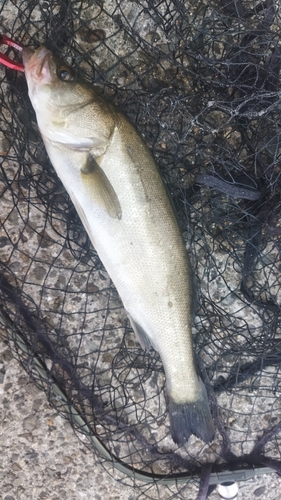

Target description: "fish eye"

left=58, top=65, right=74, bottom=81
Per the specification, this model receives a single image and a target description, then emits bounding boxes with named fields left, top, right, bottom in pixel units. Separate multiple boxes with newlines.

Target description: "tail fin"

left=169, top=381, right=215, bottom=445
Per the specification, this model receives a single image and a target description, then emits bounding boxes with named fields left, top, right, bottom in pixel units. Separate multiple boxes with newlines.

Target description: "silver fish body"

left=22, top=46, right=215, bottom=444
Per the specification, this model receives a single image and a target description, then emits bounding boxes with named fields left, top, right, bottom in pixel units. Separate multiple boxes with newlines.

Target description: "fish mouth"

left=22, top=46, right=52, bottom=83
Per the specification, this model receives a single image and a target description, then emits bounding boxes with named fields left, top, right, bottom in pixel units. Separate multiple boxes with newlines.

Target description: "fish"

left=22, top=45, right=215, bottom=445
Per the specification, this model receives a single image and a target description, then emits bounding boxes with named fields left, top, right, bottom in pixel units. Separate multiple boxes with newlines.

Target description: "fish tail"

left=169, top=379, right=215, bottom=445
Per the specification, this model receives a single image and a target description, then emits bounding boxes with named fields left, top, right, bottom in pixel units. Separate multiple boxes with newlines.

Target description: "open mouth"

left=22, top=46, right=51, bottom=81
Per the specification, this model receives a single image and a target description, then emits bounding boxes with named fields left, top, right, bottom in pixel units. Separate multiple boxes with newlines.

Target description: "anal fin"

left=127, top=312, right=152, bottom=351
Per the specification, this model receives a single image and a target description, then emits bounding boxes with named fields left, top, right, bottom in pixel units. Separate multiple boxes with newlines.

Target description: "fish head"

left=22, top=46, right=90, bottom=114
left=22, top=46, right=115, bottom=152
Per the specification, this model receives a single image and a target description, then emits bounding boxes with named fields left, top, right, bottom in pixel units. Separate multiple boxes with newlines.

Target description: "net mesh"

left=1, top=0, right=281, bottom=498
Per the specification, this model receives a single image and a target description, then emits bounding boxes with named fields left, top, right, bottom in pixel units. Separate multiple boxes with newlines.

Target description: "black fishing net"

left=1, top=0, right=281, bottom=498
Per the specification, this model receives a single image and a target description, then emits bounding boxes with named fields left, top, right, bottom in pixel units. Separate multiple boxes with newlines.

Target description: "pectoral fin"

left=81, top=155, right=122, bottom=220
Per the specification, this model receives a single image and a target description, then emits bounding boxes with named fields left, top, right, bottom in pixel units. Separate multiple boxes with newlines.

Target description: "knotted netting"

left=1, top=0, right=281, bottom=498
